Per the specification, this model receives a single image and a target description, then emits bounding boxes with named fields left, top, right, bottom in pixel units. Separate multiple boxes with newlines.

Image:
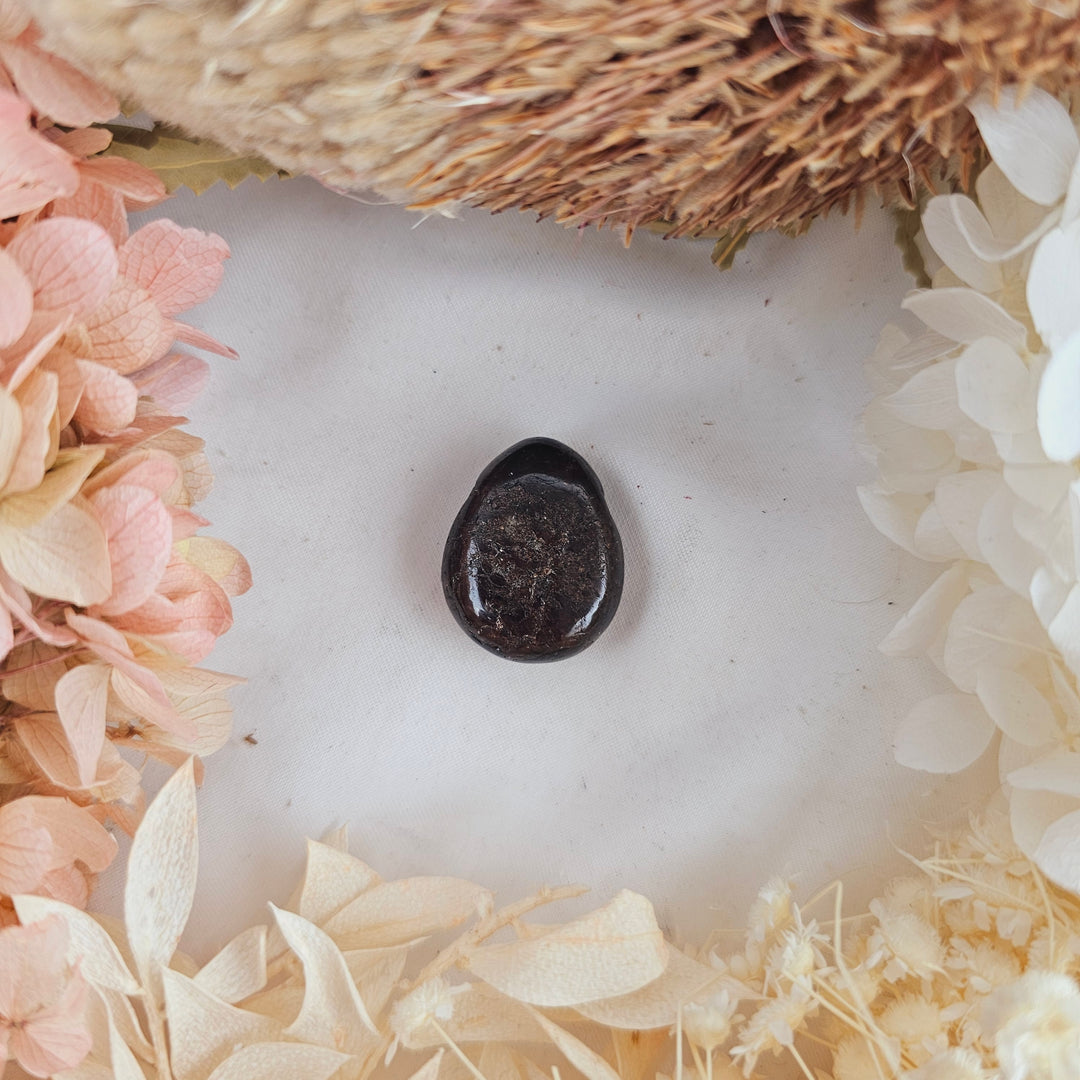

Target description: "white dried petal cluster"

left=860, top=85, right=1080, bottom=894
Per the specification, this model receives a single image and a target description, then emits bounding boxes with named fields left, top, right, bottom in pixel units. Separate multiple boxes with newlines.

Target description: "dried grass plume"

left=25, top=0, right=1080, bottom=239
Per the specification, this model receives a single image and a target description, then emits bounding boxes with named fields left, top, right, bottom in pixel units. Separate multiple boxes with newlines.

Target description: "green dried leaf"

left=102, top=124, right=290, bottom=195
left=894, top=206, right=931, bottom=288
left=710, top=227, right=750, bottom=271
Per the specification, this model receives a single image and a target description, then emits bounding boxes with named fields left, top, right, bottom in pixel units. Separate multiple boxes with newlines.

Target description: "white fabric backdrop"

left=97, top=178, right=995, bottom=956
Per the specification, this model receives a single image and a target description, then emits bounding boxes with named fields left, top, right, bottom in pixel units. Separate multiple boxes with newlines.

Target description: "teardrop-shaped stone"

left=441, top=438, right=624, bottom=661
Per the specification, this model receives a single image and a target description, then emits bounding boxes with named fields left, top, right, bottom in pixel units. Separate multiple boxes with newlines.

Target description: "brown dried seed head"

left=29, top=0, right=1080, bottom=238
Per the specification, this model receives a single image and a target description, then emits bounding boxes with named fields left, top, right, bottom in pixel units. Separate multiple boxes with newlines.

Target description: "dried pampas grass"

left=25, top=0, right=1080, bottom=240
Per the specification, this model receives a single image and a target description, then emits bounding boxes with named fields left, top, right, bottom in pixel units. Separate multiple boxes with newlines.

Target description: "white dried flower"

left=835, top=1034, right=900, bottom=1080
left=861, top=83, right=1080, bottom=896
left=682, top=989, right=741, bottom=1051
left=764, top=917, right=828, bottom=991
left=949, top=940, right=1023, bottom=996
left=867, top=899, right=946, bottom=982
left=389, top=977, right=459, bottom=1048
left=729, top=985, right=814, bottom=1077
left=879, top=994, right=947, bottom=1062
left=746, top=877, right=793, bottom=944
left=905, top=1047, right=990, bottom=1080
left=983, top=971, right=1080, bottom=1080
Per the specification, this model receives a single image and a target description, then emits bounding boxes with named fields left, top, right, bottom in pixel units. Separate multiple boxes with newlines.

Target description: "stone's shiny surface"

left=442, top=438, right=624, bottom=662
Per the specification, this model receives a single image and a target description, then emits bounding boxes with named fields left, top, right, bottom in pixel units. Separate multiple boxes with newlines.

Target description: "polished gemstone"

left=441, top=438, right=624, bottom=661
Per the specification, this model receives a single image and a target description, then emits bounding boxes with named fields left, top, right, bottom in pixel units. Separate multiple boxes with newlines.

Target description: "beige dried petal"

left=1, top=640, right=79, bottom=709
left=575, top=947, right=721, bottom=1029
left=193, top=926, right=268, bottom=1004
left=269, top=903, right=378, bottom=1052
left=205, top=1042, right=351, bottom=1080
left=323, top=876, right=491, bottom=950
left=98, top=984, right=154, bottom=1063
left=524, top=1006, right=621, bottom=1080
left=163, top=967, right=282, bottom=1080
left=237, top=985, right=303, bottom=1025
left=478, top=1043, right=521, bottom=1080
left=405, top=1050, right=444, bottom=1080
left=467, top=890, right=666, bottom=1007
left=124, top=756, right=198, bottom=996
left=98, top=986, right=149, bottom=1080
left=394, top=981, right=541, bottom=1050
left=296, top=838, right=381, bottom=926
left=343, top=944, right=409, bottom=1019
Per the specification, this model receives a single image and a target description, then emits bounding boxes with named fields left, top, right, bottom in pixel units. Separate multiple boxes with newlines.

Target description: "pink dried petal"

left=81, top=449, right=179, bottom=498
left=114, top=561, right=232, bottom=662
left=39, top=344, right=88, bottom=428
left=51, top=178, right=127, bottom=248
left=84, top=277, right=175, bottom=375
left=171, top=320, right=237, bottom=359
left=53, top=664, right=111, bottom=787
left=119, top=220, right=229, bottom=318
left=0, top=914, right=70, bottom=1023
left=7, top=217, right=117, bottom=320
left=0, top=247, right=33, bottom=349
left=0, top=90, right=78, bottom=218
left=0, top=0, right=31, bottom=36
left=21, top=795, right=117, bottom=874
left=0, top=600, right=11, bottom=661
left=63, top=610, right=185, bottom=731
left=36, top=862, right=91, bottom=909
left=0, top=311, right=71, bottom=394
left=0, top=799, right=51, bottom=894
left=72, top=359, right=137, bottom=434
left=0, top=568, right=78, bottom=647
left=78, top=155, right=166, bottom=205
left=51, top=127, right=112, bottom=157
left=133, top=351, right=209, bottom=410
left=97, top=414, right=186, bottom=456
left=168, top=506, right=210, bottom=540
left=88, top=483, right=172, bottom=615
left=63, top=608, right=134, bottom=662
left=16, top=967, right=90, bottom=1078
left=0, top=36, right=118, bottom=127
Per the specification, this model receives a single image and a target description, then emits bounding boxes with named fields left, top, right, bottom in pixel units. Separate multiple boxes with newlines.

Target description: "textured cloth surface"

left=97, top=178, right=993, bottom=955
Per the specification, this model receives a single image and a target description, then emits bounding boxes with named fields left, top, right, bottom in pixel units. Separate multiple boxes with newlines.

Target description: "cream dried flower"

left=867, top=898, right=946, bottom=982
left=983, top=972, right=1080, bottom=1080
left=729, top=985, right=815, bottom=1077
left=878, top=994, right=947, bottom=1063
left=747, top=877, right=793, bottom=944
left=681, top=990, right=741, bottom=1052
left=763, top=917, right=829, bottom=991
left=834, top=1034, right=900, bottom=1080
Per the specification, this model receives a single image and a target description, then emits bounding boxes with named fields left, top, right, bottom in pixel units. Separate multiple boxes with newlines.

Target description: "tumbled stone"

left=441, top=438, right=624, bottom=661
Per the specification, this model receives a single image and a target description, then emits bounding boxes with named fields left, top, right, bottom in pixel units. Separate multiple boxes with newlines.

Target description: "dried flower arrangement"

left=20, top=0, right=1080, bottom=246
left=0, top=0, right=249, bottom=922
left=1, top=5, right=1080, bottom=1080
